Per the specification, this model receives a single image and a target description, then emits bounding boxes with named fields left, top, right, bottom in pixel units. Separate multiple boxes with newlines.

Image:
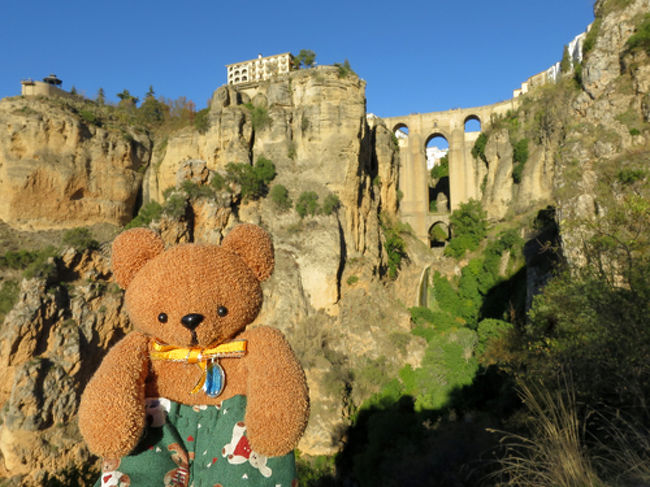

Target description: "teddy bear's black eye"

left=217, top=306, right=228, bottom=317
left=158, top=313, right=168, bottom=323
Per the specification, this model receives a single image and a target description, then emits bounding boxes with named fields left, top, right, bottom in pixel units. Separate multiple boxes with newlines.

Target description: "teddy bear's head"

left=111, top=224, right=274, bottom=347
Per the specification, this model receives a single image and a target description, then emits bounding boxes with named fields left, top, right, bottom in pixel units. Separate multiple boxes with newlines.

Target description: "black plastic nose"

left=181, top=313, right=204, bottom=330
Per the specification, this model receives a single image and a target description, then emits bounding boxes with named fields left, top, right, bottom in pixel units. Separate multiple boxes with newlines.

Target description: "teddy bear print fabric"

left=97, top=395, right=298, bottom=487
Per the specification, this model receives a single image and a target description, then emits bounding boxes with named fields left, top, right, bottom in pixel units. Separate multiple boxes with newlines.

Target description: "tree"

left=294, top=49, right=316, bottom=68
left=560, top=44, right=572, bottom=73
left=139, top=85, right=165, bottom=125
left=96, top=88, right=105, bottom=105
left=334, top=59, right=356, bottom=78
left=225, top=157, right=276, bottom=201
left=445, top=200, right=488, bottom=258
left=295, top=191, right=319, bottom=218
left=321, top=193, right=341, bottom=215
left=139, top=96, right=165, bottom=125
left=270, top=184, right=292, bottom=212
left=117, top=89, right=139, bottom=108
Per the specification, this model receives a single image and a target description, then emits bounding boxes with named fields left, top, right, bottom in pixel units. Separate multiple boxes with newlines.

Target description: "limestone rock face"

left=582, top=0, right=650, bottom=99
left=0, top=247, right=130, bottom=485
left=482, top=129, right=514, bottom=219
left=144, top=67, right=398, bottom=263
left=0, top=97, right=151, bottom=230
left=555, top=0, right=650, bottom=266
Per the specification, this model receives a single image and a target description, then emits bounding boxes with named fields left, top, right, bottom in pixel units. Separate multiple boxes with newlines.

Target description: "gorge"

left=0, top=0, right=649, bottom=484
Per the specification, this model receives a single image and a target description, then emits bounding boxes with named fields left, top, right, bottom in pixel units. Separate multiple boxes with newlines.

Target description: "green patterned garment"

left=96, top=395, right=297, bottom=487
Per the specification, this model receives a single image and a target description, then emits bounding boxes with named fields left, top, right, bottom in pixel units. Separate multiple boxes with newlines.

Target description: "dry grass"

left=491, top=379, right=602, bottom=487
left=593, top=411, right=650, bottom=485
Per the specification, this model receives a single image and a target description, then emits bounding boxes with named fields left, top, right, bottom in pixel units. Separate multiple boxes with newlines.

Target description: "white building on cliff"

left=513, top=26, right=590, bottom=97
left=226, top=53, right=293, bottom=85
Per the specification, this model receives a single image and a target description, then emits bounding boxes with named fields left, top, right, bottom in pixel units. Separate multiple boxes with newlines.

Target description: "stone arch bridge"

left=383, top=99, right=518, bottom=244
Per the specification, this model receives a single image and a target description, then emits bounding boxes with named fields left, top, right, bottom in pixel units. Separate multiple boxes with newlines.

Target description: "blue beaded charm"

left=203, top=360, right=225, bottom=397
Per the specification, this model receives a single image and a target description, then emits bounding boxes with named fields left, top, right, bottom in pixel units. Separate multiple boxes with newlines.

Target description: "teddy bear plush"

left=78, top=224, right=309, bottom=487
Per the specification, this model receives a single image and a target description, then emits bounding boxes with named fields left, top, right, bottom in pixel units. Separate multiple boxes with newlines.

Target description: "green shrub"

left=409, top=306, right=436, bottom=325
left=162, top=193, right=187, bottom=218
left=430, top=155, right=449, bottom=179
left=444, top=200, right=487, bottom=259
left=629, top=127, right=641, bottom=136
left=270, top=184, right=292, bottom=212
left=253, top=156, right=276, bottom=184
left=574, top=63, right=583, bottom=86
left=244, top=102, right=271, bottom=131
left=334, top=59, right=356, bottom=78
left=512, top=162, right=525, bottom=183
left=511, top=138, right=529, bottom=184
left=513, top=138, right=529, bottom=164
left=225, top=157, right=276, bottom=201
left=125, top=201, right=163, bottom=229
left=471, top=133, right=488, bottom=162
left=321, top=193, right=340, bottom=215
left=180, top=180, right=215, bottom=199
left=476, top=318, right=512, bottom=356
left=429, top=200, right=438, bottom=213
left=194, top=107, right=210, bottom=133
left=23, top=246, right=58, bottom=281
left=0, top=250, right=38, bottom=270
left=399, top=327, right=479, bottom=411
left=625, top=13, right=650, bottom=54
left=296, top=453, right=336, bottom=487
left=0, top=279, right=19, bottom=320
left=346, top=275, right=359, bottom=285
left=617, top=168, right=646, bottom=184
left=293, top=49, right=316, bottom=68
left=210, top=172, right=227, bottom=191
left=295, top=191, right=319, bottom=218
left=380, top=216, right=407, bottom=279
left=583, top=18, right=602, bottom=57
left=79, top=110, right=99, bottom=125
left=429, top=223, right=448, bottom=242
left=560, top=44, right=572, bottom=73
left=62, top=227, right=99, bottom=251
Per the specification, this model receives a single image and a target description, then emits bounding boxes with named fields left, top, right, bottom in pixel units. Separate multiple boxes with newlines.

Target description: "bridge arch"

left=393, top=122, right=409, bottom=137
left=425, top=133, right=450, bottom=213
left=428, top=221, right=450, bottom=248
left=393, top=123, right=409, bottom=148
left=424, top=131, right=450, bottom=148
left=464, top=114, right=481, bottom=132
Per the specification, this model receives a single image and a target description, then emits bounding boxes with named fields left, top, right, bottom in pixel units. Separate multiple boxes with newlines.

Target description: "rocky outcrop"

left=555, top=0, right=650, bottom=266
left=0, top=97, right=151, bottom=230
left=477, top=0, right=650, bottom=234
left=144, top=67, right=398, bottom=263
left=0, top=246, right=130, bottom=485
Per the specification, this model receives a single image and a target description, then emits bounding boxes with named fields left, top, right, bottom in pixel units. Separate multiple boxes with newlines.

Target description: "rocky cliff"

left=478, top=0, right=650, bottom=244
left=0, top=67, right=418, bottom=484
left=0, top=97, right=151, bottom=230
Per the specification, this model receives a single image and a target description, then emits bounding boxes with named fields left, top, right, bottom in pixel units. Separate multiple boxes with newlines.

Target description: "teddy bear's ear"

left=111, top=228, right=165, bottom=289
left=222, top=224, right=274, bottom=282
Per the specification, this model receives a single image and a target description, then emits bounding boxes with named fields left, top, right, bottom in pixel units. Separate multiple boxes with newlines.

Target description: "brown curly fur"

left=78, top=224, right=309, bottom=459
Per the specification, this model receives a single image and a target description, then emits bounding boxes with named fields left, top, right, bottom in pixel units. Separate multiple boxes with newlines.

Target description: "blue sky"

left=0, top=0, right=594, bottom=118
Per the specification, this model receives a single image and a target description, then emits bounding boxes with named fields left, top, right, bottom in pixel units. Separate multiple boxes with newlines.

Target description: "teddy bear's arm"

left=242, top=326, right=309, bottom=457
left=78, top=331, right=151, bottom=458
